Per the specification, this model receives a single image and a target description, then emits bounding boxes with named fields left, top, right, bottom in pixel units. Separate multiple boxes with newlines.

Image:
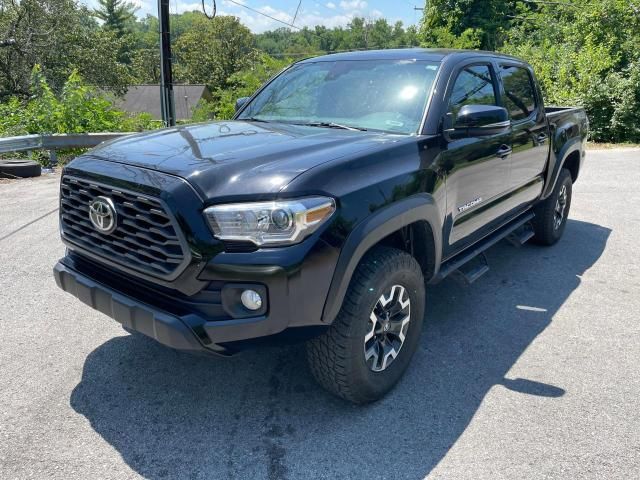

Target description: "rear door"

left=441, top=62, right=512, bottom=257
left=498, top=63, right=548, bottom=196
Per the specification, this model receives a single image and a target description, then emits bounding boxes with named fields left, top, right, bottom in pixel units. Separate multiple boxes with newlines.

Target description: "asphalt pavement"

left=1, top=148, right=639, bottom=479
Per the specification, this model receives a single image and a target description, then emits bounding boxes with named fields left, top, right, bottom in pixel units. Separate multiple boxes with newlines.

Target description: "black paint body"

left=54, top=49, right=588, bottom=355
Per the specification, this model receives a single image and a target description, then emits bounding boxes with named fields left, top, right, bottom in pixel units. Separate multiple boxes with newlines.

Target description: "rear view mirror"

left=235, top=97, right=250, bottom=113
left=444, top=105, right=510, bottom=139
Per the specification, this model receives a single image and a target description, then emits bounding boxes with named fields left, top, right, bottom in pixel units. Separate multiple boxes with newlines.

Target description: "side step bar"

left=433, top=211, right=535, bottom=283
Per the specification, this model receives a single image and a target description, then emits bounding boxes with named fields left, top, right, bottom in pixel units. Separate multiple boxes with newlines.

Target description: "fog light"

left=240, top=289, right=263, bottom=311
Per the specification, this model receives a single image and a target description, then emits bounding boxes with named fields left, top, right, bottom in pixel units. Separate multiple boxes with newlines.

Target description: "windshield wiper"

left=242, top=117, right=271, bottom=123
left=294, top=121, right=368, bottom=132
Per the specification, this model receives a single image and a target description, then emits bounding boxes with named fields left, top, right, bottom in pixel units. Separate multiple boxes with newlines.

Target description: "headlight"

left=203, top=197, right=336, bottom=246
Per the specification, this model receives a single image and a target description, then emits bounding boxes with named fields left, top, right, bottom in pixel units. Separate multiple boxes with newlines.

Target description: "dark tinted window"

left=501, top=66, right=537, bottom=121
left=449, top=65, right=497, bottom=118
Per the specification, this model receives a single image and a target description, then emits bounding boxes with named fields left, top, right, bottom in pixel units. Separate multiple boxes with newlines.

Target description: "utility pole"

left=158, top=0, right=176, bottom=127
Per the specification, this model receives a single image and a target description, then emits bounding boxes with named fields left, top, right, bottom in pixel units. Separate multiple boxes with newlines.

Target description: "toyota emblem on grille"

left=89, top=196, right=117, bottom=234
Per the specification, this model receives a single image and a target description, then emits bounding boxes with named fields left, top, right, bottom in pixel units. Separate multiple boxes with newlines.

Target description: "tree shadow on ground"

left=70, top=219, right=610, bottom=480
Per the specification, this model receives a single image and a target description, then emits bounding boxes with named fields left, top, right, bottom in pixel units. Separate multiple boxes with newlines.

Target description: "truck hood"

left=84, top=121, right=401, bottom=199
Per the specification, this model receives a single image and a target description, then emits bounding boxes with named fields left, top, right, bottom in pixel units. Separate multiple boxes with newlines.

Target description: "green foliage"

left=420, top=0, right=516, bottom=50
left=500, top=0, right=640, bottom=142
left=0, top=0, right=133, bottom=98
left=255, top=19, right=419, bottom=58
left=581, top=63, right=640, bottom=143
left=173, top=15, right=256, bottom=92
left=417, top=0, right=640, bottom=143
left=0, top=65, right=155, bottom=137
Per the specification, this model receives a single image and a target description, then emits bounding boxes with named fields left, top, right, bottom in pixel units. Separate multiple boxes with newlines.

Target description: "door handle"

left=496, top=145, right=512, bottom=158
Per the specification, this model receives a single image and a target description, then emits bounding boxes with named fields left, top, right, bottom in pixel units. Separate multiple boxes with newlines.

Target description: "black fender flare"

left=321, top=194, right=442, bottom=324
left=541, top=137, right=583, bottom=200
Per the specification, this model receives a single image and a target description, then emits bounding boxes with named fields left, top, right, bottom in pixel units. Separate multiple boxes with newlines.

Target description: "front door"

left=441, top=63, right=512, bottom=257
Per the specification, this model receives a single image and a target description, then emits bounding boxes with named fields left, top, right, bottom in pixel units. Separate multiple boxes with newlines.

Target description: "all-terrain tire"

left=0, top=159, right=42, bottom=179
left=306, top=246, right=425, bottom=404
left=531, top=168, right=572, bottom=246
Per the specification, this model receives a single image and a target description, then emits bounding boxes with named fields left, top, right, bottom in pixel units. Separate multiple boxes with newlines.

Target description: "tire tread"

left=306, top=246, right=423, bottom=403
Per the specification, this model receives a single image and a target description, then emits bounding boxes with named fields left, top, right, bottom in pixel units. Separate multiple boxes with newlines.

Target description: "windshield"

left=238, top=59, right=440, bottom=135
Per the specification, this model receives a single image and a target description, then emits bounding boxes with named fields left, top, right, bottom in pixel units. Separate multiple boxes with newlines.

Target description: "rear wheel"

left=532, top=168, right=572, bottom=245
left=306, top=246, right=425, bottom=404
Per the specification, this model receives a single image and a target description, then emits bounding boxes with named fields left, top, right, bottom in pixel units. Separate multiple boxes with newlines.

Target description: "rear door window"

left=500, top=66, right=537, bottom=121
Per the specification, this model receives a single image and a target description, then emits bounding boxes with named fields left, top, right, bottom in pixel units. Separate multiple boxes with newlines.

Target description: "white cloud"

left=339, top=1, right=367, bottom=10
left=326, top=2, right=336, bottom=9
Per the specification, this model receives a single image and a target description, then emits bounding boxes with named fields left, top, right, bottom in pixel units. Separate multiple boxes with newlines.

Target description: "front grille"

left=60, top=176, right=188, bottom=279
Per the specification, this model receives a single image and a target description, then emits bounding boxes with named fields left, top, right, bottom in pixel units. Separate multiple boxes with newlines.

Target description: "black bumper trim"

left=53, top=261, right=229, bottom=356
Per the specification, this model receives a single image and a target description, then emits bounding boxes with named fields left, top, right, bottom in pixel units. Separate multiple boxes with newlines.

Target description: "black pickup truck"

left=54, top=49, right=588, bottom=403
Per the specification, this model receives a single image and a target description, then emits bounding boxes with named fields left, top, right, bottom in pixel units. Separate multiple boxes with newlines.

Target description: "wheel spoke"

left=397, top=315, right=411, bottom=343
left=365, top=342, right=380, bottom=369
left=364, top=312, right=377, bottom=343
left=380, top=343, right=398, bottom=371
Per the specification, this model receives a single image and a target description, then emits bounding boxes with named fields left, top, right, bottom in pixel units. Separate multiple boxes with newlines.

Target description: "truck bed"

left=545, top=106, right=584, bottom=119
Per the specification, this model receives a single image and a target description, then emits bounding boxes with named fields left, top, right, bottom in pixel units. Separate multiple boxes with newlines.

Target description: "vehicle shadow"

left=70, top=219, right=610, bottom=480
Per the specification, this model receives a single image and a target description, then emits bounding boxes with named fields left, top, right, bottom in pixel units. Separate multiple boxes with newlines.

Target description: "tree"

left=93, top=0, right=137, bottom=36
left=0, top=0, right=133, bottom=99
left=173, top=15, right=256, bottom=91
left=501, top=0, right=640, bottom=142
left=419, top=0, right=518, bottom=50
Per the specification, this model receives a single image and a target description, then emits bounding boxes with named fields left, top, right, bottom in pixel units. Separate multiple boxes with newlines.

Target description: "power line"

left=226, top=0, right=302, bottom=30
left=292, top=0, right=302, bottom=26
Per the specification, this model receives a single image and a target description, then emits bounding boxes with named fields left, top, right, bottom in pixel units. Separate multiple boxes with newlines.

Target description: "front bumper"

left=54, top=229, right=338, bottom=354
left=54, top=261, right=230, bottom=355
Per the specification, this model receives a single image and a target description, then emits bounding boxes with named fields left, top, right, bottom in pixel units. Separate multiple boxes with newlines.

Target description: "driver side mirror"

left=235, top=97, right=250, bottom=113
left=444, top=104, right=510, bottom=140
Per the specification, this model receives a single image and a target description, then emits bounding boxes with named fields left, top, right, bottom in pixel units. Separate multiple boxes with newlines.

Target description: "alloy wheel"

left=554, top=184, right=568, bottom=230
left=364, top=284, right=411, bottom=372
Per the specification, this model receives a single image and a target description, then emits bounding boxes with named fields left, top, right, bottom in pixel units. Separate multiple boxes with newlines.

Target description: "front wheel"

left=532, top=168, right=573, bottom=246
left=306, top=247, right=425, bottom=404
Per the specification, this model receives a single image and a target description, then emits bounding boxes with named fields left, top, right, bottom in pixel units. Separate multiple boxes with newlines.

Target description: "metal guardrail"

left=0, top=132, right=132, bottom=166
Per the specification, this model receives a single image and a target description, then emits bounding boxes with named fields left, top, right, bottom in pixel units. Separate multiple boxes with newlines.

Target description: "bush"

left=0, top=65, right=157, bottom=138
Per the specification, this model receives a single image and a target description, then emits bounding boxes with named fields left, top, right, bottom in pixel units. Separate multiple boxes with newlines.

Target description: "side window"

left=500, top=66, right=537, bottom=121
left=448, top=64, right=497, bottom=118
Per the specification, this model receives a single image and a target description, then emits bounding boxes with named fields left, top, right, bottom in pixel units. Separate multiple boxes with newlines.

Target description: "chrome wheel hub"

left=554, top=184, right=568, bottom=230
left=364, top=285, right=411, bottom=372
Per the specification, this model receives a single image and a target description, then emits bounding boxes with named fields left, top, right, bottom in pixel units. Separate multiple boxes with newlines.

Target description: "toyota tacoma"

left=54, top=49, right=588, bottom=403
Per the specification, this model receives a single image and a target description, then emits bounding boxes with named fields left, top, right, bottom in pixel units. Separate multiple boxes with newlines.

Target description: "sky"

left=81, top=0, right=422, bottom=33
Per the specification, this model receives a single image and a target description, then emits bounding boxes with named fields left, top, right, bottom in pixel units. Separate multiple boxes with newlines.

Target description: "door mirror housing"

left=444, top=105, right=510, bottom=139
left=235, top=97, right=250, bottom=113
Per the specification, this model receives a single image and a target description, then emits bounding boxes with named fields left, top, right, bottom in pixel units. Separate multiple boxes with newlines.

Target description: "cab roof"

left=297, top=48, right=523, bottom=64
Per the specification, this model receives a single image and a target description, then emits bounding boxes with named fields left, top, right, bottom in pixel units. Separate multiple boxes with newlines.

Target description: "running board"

left=455, top=252, right=489, bottom=284
left=433, top=211, right=535, bottom=283
left=507, top=223, right=535, bottom=247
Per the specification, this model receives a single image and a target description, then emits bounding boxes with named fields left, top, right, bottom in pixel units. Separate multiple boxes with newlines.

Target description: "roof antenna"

left=202, top=0, right=216, bottom=19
